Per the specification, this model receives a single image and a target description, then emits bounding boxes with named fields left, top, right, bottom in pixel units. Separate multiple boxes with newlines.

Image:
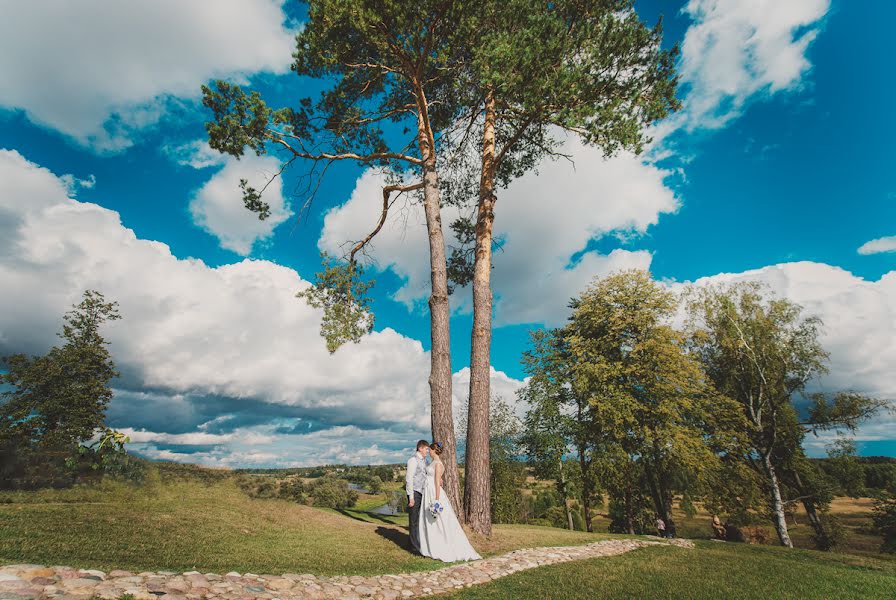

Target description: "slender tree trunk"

left=645, top=466, right=675, bottom=533
left=762, top=452, right=793, bottom=548
left=646, top=447, right=676, bottom=535
left=792, top=469, right=826, bottom=542
left=579, top=449, right=594, bottom=533
left=415, top=87, right=461, bottom=516
left=464, top=88, right=498, bottom=535
left=558, top=458, right=574, bottom=531
left=624, top=482, right=635, bottom=535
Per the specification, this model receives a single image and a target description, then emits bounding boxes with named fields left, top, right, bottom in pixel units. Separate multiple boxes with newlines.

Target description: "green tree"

left=566, top=270, right=743, bottom=537
left=201, top=0, right=470, bottom=513
left=310, top=476, right=359, bottom=509
left=519, top=328, right=604, bottom=532
left=453, top=0, right=681, bottom=535
left=0, top=291, right=121, bottom=489
left=519, top=329, right=578, bottom=531
left=687, top=282, right=884, bottom=548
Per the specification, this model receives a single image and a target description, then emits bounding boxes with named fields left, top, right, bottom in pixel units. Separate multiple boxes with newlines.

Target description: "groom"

left=405, top=439, right=430, bottom=553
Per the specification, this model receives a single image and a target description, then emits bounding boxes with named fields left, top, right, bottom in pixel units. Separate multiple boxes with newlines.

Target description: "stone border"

left=0, top=538, right=693, bottom=600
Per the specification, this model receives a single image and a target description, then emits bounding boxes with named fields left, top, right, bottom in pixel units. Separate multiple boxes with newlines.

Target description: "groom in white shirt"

left=405, top=439, right=430, bottom=553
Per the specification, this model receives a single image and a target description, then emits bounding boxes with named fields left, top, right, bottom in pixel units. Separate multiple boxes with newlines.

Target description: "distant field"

left=547, top=492, right=887, bottom=558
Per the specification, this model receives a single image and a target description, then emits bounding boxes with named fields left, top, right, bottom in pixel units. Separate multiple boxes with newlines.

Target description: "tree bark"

left=762, top=452, right=793, bottom=548
left=414, top=85, right=461, bottom=517
left=579, top=449, right=594, bottom=533
left=558, top=458, right=574, bottom=531
left=792, top=469, right=826, bottom=542
left=464, top=88, right=498, bottom=535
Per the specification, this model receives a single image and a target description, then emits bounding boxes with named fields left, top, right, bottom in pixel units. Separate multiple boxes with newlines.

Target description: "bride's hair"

left=429, top=441, right=444, bottom=456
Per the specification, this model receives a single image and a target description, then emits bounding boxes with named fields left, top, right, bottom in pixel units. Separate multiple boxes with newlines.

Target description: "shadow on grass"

left=334, top=508, right=407, bottom=526
left=375, top=525, right=416, bottom=554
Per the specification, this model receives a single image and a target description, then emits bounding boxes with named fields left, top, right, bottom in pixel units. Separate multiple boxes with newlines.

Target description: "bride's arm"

left=435, top=461, right=443, bottom=501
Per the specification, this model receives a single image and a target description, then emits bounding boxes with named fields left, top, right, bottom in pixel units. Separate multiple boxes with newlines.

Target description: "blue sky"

left=0, top=0, right=893, bottom=465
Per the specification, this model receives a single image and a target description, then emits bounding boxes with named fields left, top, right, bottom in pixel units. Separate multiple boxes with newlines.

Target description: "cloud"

left=858, top=235, right=896, bottom=255
left=0, top=148, right=433, bottom=439
left=672, top=0, right=830, bottom=132
left=0, top=0, right=295, bottom=151
left=0, top=148, right=537, bottom=467
left=320, top=138, right=678, bottom=327
left=188, top=152, right=293, bottom=255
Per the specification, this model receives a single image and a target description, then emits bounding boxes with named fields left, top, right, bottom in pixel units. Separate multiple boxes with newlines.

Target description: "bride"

left=418, top=441, right=481, bottom=562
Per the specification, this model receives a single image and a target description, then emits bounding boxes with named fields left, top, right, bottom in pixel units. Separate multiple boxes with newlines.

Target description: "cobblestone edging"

left=0, top=538, right=694, bottom=600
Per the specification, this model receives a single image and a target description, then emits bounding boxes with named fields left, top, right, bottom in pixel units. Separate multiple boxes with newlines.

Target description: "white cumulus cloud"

left=0, top=0, right=295, bottom=151
left=0, top=148, right=535, bottom=467
left=0, top=148, right=431, bottom=436
left=188, top=152, right=293, bottom=255
left=858, top=235, right=896, bottom=255
left=674, top=0, right=830, bottom=132
left=320, top=138, right=678, bottom=327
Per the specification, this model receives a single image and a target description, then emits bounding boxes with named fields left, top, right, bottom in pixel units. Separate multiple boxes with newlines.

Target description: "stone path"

left=0, top=538, right=693, bottom=600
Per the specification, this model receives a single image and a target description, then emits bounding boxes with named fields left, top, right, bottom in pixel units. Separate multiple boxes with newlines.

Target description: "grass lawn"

left=0, top=467, right=602, bottom=576
left=440, top=542, right=896, bottom=600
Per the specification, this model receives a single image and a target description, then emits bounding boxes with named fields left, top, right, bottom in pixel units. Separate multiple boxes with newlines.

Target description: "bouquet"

left=429, top=501, right=444, bottom=519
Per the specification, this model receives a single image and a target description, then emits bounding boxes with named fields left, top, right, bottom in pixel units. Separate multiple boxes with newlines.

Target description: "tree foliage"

left=565, top=270, right=744, bottom=535
left=297, top=253, right=375, bottom=353
left=0, top=290, right=122, bottom=489
left=686, top=281, right=883, bottom=548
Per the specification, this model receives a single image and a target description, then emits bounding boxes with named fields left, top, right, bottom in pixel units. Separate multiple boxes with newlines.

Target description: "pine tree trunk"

left=762, top=452, right=793, bottom=548
left=464, top=88, right=497, bottom=535
left=415, top=86, right=461, bottom=517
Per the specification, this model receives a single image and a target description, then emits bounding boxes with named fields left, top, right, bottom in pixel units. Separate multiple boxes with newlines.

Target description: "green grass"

left=440, top=542, right=896, bottom=600
left=0, top=467, right=601, bottom=576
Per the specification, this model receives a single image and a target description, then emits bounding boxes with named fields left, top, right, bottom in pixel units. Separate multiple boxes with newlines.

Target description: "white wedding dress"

left=418, top=460, right=481, bottom=562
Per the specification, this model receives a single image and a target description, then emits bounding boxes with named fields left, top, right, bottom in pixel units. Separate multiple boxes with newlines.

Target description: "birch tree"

left=687, top=282, right=883, bottom=547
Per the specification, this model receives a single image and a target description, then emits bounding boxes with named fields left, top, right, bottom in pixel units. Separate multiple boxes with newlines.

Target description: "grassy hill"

left=0, top=465, right=600, bottom=576
left=1, top=464, right=894, bottom=599
left=442, top=543, right=896, bottom=599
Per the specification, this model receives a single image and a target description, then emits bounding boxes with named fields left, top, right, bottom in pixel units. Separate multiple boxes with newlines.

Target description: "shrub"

left=388, top=490, right=409, bottom=514
left=310, top=477, right=358, bottom=509
left=367, top=475, right=384, bottom=495
left=278, top=477, right=307, bottom=503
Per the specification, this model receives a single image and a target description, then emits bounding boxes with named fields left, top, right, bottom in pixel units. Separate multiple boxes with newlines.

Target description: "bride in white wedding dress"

left=418, top=442, right=481, bottom=562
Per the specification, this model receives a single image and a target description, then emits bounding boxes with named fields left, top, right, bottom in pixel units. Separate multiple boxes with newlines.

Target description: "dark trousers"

left=408, top=490, right=423, bottom=551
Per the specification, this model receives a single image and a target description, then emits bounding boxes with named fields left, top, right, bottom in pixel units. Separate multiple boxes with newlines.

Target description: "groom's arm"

left=405, top=456, right=415, bottom=505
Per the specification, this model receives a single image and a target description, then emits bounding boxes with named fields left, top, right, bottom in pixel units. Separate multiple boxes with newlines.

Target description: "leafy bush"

left=235, top=475, right=280, bottom=499
left=367, top=475, right=384, bottom=495
left=310, top=477, right=358, bottom=509
left=277, top=477, right=307, bottom=503
left=387, top=490, right=408, bottom=514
